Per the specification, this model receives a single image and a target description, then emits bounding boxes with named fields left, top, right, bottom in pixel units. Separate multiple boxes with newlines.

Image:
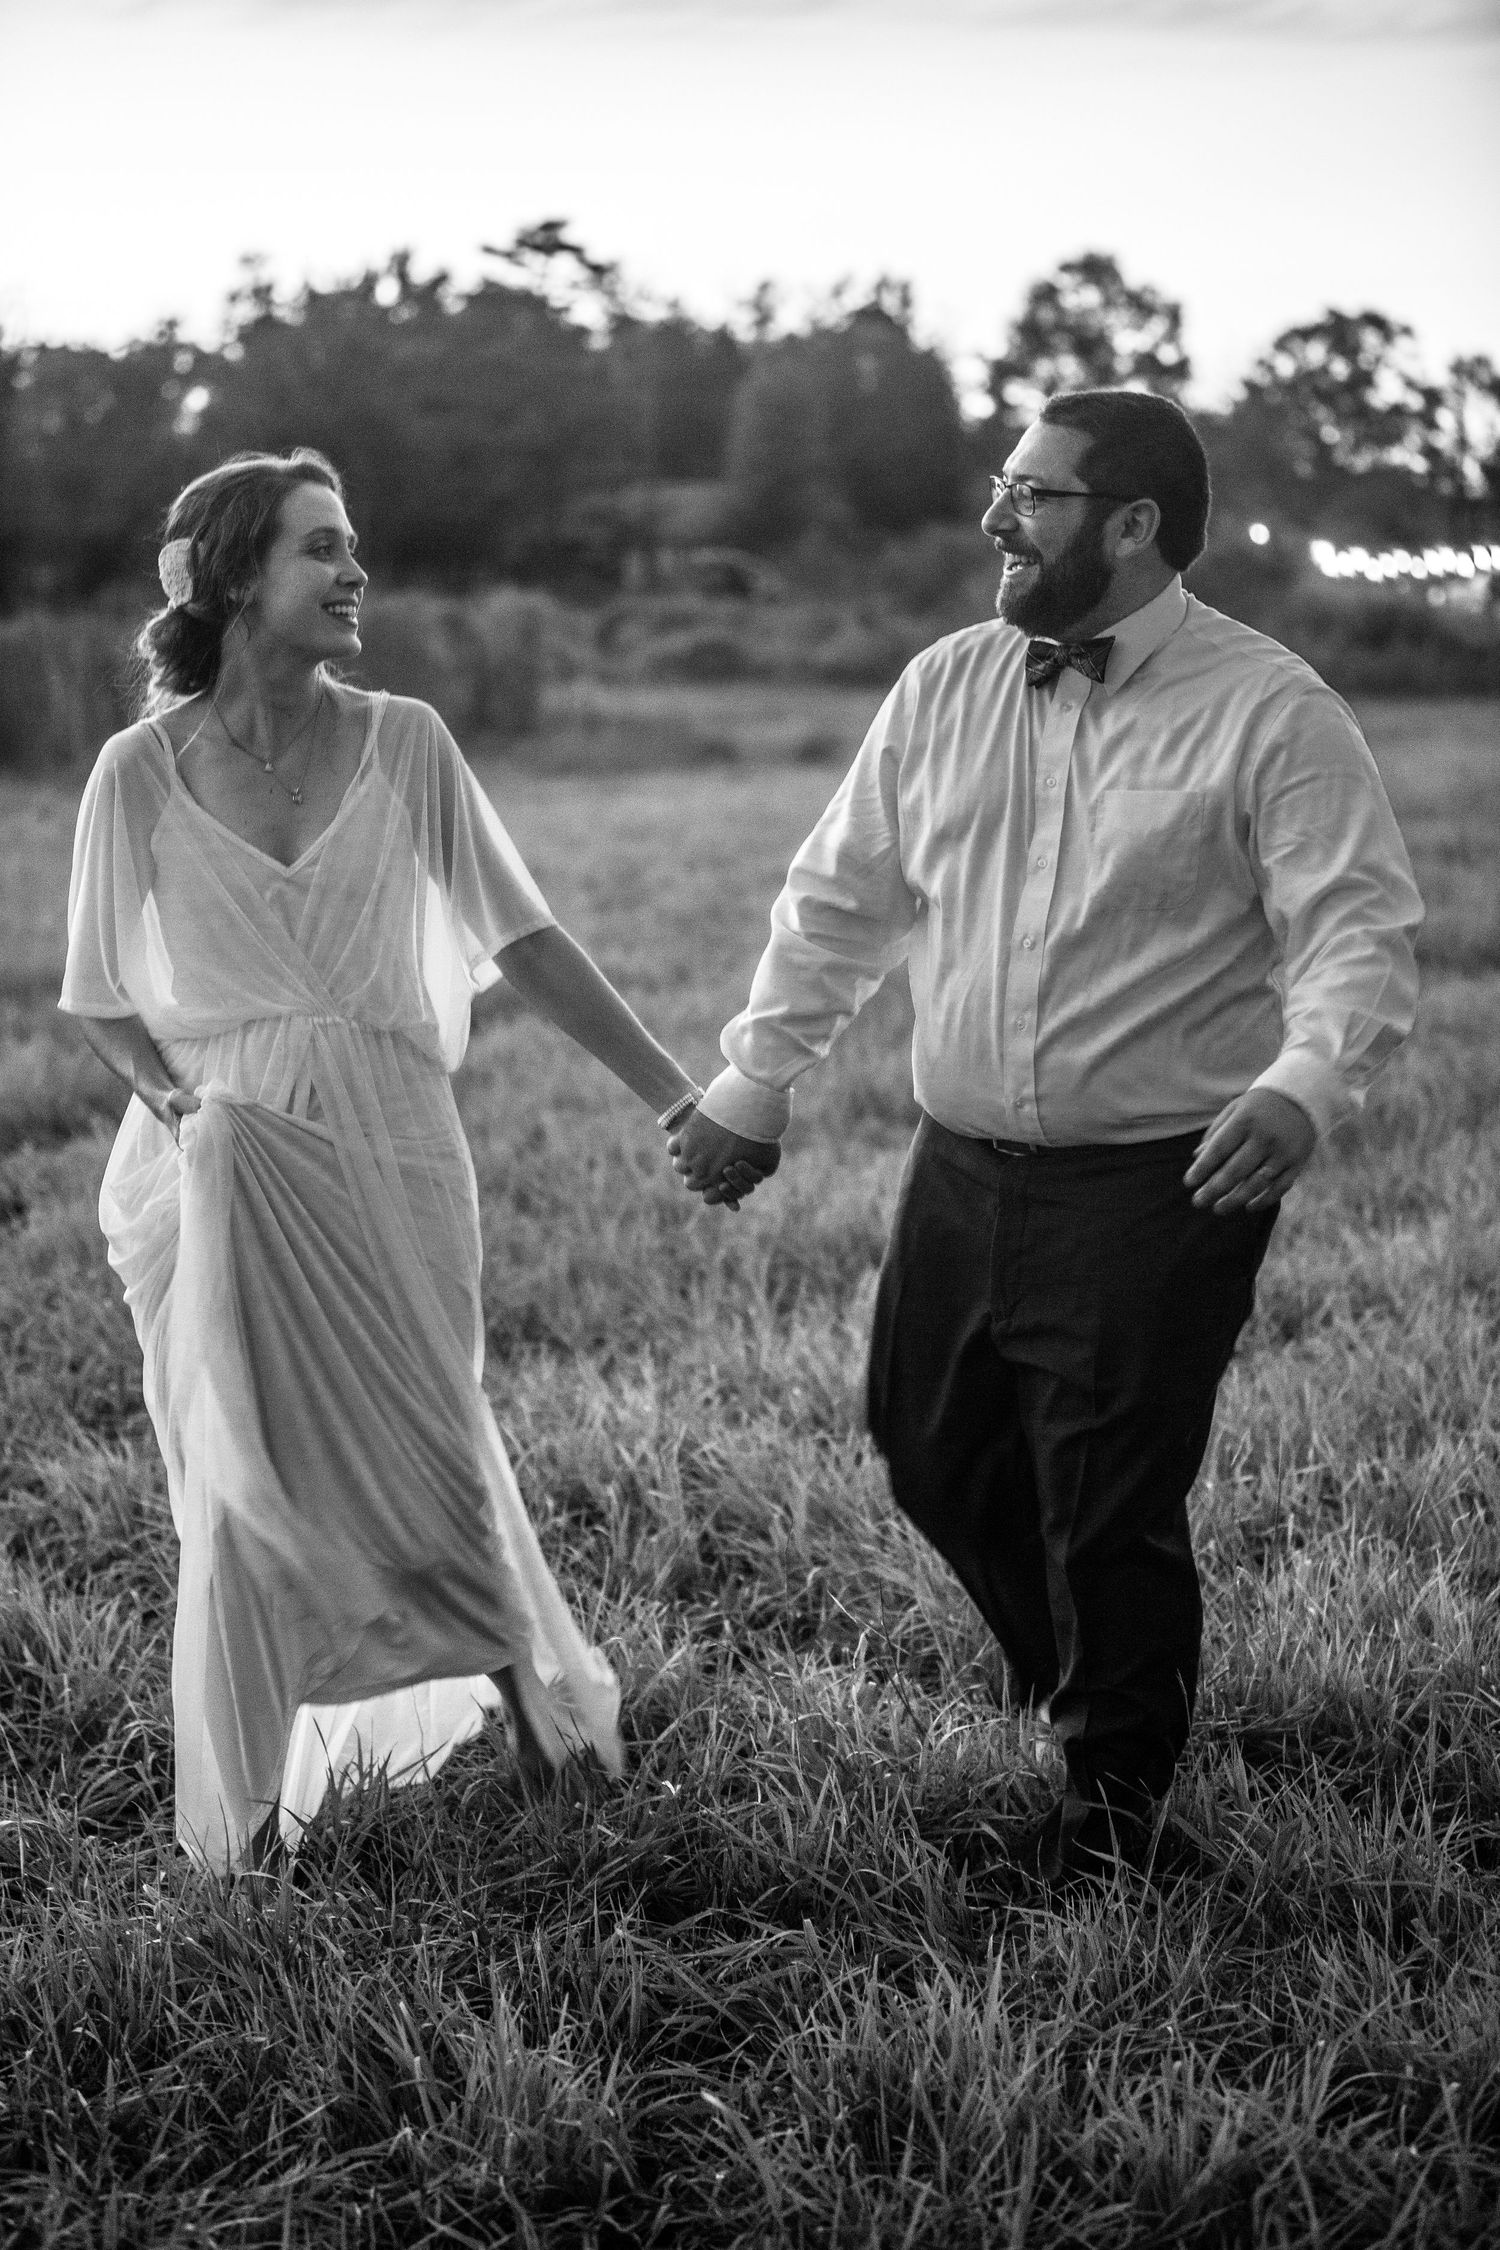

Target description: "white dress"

left=59, top=691, right=623, bottom=1870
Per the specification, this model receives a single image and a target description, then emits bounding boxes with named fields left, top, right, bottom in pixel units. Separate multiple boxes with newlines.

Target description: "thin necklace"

left=211, top=684, right=324, bottom=806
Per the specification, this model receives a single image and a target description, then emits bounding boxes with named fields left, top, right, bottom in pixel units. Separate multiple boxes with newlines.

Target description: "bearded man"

left=672, top=388, right=1422, bottom=1890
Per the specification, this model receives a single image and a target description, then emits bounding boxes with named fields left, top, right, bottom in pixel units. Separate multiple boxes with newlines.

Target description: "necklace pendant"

left=289, top=787, right=304, bottom=805
left=263, top=759, right=274, bottom=773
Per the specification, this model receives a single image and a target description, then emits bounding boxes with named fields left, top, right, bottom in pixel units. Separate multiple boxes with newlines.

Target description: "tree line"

left=2, top=228, right=1496, bottom=610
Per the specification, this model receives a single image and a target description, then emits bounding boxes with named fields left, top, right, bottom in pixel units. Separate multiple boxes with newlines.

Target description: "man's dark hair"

left=1039, top=389, right=1210, bottom=572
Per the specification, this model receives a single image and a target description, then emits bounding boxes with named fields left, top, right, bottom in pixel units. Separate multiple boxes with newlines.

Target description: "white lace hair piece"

left=158, top=537, right=195, bottom=609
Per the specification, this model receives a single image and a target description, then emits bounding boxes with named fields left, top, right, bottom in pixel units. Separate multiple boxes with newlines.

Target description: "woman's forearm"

left=69, top=1012, right=197, bottom=1136
left=494, top=927, right=699, bottom=1113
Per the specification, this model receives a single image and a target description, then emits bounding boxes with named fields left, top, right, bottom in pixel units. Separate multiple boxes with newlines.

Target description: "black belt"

left=923, top=1115, right=1202, bottom=1171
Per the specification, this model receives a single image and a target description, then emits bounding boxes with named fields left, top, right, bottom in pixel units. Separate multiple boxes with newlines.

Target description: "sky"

left=2, top=0, right=1497, bottom=407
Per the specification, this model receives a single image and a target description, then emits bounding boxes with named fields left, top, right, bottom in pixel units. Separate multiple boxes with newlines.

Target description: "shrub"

left=1187, top=555, right=1500, bottom=698
left=351, top=588, right=546, bottom=742
left=874, top=523, right=993, bottom=617
left=0, top=613, right=133, bottom=774
left=636, top=627, right=754, bottom=683
left=806, top=611, right=931, bottom=687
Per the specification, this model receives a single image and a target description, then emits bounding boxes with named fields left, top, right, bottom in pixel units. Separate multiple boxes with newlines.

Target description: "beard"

left=995, top=517, right=1114, bottom=637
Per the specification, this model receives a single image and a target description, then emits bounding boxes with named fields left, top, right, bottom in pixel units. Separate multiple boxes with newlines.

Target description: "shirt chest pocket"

left=1087, top=788, right=1206, bottom=913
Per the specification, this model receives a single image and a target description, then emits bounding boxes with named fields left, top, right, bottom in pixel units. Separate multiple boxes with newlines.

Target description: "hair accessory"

left=158, top=538, right=195, bottom=609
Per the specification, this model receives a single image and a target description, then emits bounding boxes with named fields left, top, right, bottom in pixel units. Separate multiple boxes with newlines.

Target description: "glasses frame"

left=987, top=472, right=1139, bottom=517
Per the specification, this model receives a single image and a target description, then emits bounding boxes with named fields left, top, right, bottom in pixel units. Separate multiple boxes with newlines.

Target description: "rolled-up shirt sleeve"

left=1243, top=692, right=1423, bottom=1139
left=698, top=690, right=921, bottom=1140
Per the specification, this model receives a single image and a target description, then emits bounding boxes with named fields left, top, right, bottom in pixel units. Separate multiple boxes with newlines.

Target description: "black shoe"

left=1012, top=1797, right=1152, bottom=1895
left=1138, top=1813, right=1215, bottom=1891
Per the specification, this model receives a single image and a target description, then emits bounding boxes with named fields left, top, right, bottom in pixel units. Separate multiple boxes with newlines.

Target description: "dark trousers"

left=867, top=1114, right=1275, bottom=1848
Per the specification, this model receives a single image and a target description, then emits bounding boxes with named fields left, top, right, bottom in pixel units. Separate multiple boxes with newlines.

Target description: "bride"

left=60, top=446, right=759, bottom=1871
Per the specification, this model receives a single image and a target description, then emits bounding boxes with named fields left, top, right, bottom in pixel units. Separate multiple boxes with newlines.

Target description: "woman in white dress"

left=60, top=448, right=752, bottom=1872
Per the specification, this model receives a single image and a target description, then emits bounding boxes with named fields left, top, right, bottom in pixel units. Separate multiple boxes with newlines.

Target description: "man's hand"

left=1184, top=1087, right=1316, bottom=1215
left=669, top=1107, right=782, bottom=1211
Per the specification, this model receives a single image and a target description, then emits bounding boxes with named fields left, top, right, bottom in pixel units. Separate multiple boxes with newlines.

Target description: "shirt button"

left=1035, top=855, right=1048, bottom=870
left=1020, top=935, right=1034, bottom=951
left=1044, top=774, right=1057, bottom=789
left=1014, top=1015, right=1027, bottom=1029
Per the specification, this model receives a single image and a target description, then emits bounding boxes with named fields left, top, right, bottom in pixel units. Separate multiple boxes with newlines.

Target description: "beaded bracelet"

left=656, top=1087, right=705, bottom=1131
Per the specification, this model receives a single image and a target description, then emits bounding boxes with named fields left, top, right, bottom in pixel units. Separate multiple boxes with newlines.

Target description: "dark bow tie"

left=1025, top=634, right=1114, bottom=688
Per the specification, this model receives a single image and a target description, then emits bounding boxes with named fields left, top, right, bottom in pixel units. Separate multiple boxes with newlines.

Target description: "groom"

left=672, top=388, right=1422, bottom=1888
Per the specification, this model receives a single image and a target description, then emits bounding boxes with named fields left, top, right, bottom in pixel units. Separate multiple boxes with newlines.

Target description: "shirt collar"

left=1092, top=574, right=1187, bottom=693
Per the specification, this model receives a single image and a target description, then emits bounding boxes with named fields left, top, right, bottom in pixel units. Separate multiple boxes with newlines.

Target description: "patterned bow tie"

left=1024, top=634, right=1115, bottom=688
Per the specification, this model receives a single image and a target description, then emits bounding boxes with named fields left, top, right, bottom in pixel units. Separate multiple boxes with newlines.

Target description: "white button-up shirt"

left=700, top=578, right=1422, bottom=1147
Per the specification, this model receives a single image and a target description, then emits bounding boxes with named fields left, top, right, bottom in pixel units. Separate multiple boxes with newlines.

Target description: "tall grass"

left=0, top=611, right=137, bottom=774
left=0, top=591, right=549, bottom=773
left=1, top=699, right=1497, bottom=2246
left=6, top=574, right=1497, bottom=775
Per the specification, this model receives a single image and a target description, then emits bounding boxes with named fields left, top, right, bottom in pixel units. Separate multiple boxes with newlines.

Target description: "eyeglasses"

left=987, top=473, right=1138, bottom=517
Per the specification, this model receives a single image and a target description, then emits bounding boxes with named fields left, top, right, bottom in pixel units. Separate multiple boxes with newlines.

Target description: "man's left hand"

left=1184, top=1088, right=1316, bottom=1215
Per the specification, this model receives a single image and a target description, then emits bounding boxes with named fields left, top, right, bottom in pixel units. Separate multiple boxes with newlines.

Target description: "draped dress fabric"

left=60, top=691, right=624, bottom=1870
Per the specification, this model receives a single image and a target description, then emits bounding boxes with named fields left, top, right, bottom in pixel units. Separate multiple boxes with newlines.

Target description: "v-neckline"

left=158, top=691, right=386, bottom=875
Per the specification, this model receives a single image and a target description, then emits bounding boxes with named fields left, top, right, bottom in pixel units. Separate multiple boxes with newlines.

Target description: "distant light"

left=1456, top=553, right=1475, bottom=577
left=1394, top=550, right=1412, bottom=572
left=1248, top=522, right=1270, bottom=546
left=1476, top=545, right=1496, bottom=572
left=1410, top=558, right=1429, bottom=579
left=174, top=382, right=211, bottom=438
left=1490, top=545, right=1500, bottom=570
left=1438, top=546, right=1458, bottom=571
left=1309, top=540, right=1337, bottom=575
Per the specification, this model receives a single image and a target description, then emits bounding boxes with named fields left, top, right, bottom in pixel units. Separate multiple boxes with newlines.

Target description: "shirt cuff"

left=696, top=1064, right=793, bottom=1143
left=1248, top=1052, right=1350, bottom=1142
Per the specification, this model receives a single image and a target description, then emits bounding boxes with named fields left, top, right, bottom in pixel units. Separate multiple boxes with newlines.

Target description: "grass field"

left=1, top=690, right=1498, bottom=2248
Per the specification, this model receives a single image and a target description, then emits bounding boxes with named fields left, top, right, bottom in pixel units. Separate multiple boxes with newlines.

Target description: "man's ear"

left=1116, top=497, right=1161, bottom=559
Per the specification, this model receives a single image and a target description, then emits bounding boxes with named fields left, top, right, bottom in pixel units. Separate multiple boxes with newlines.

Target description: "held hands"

left=669, top=1106, right=782, bottom=1212
left=1184, top=1087, right=1316, bottom=1216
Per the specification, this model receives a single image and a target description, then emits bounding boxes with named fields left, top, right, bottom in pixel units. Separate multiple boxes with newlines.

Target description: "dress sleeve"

left=58, top=730, right=167, bottom=1019
left=424, top=708, right=555, bottom=974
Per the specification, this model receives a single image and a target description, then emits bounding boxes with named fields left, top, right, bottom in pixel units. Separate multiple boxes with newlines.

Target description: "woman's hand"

left=148, top=1086, right=203, bottom=1143
left=69, top=1014, right=201, bottom=1143
left=670, top=1109, right=782, bottom=1209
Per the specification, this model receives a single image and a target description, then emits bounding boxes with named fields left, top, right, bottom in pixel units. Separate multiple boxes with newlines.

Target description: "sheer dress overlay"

left=60, top=691, right=623, bottom=1869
